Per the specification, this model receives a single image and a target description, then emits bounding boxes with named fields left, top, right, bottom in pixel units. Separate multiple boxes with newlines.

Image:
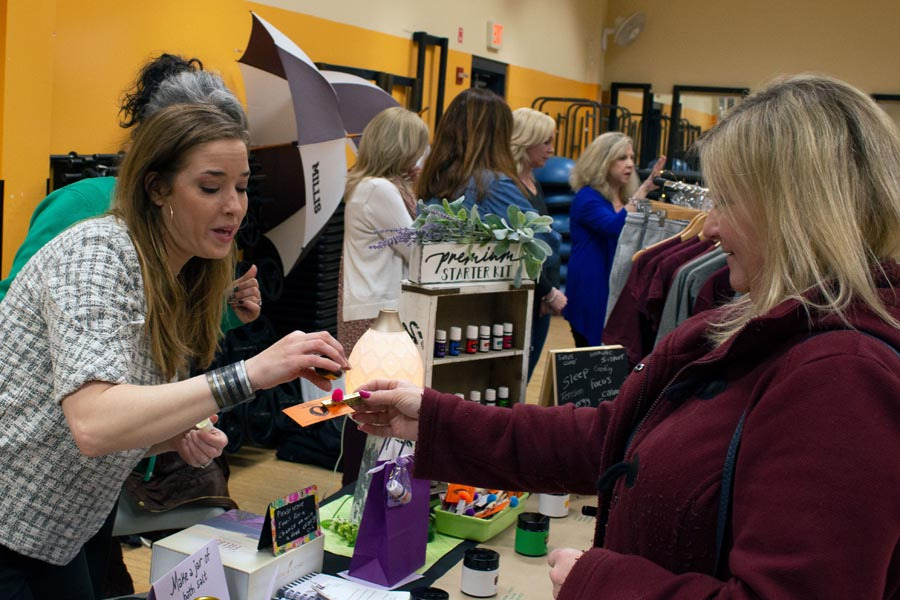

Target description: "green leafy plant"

left=321, top=517, right=359, bottom=545
left=373, top=197, right=554, bottom=287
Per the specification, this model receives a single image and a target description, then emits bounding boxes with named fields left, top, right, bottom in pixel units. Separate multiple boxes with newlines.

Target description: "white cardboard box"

left=150, top=509, right=324, bottom=600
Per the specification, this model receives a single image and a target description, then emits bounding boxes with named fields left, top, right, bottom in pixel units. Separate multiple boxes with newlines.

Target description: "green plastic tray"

left=432, top=493, right=529, bottom=542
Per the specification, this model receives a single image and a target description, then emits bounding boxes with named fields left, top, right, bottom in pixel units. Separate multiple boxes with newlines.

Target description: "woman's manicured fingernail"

left=359, top=389, right=371, bottom=398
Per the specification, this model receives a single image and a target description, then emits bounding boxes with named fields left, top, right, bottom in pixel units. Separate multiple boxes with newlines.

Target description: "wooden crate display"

left=400, top=280, right=533, bottom=405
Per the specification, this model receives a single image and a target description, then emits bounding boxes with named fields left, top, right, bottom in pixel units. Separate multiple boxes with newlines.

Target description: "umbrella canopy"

left=238, top=13, right=347, bottom=274
left=321, top=70, right=401, bottom=148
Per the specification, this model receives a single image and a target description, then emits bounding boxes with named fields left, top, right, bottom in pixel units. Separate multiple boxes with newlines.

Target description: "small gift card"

left=258, top=485, right=322, bottom=556
left=282, top=389, right=362, bottom=427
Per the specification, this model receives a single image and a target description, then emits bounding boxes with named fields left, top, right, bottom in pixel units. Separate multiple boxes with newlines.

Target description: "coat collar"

left=655, top=260, right=900, bottom=377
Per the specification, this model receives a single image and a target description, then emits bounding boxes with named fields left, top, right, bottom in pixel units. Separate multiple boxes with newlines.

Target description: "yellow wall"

left=0, top=0, right=6, bottom=171
left=1, top=0, right=56, bottom=276
left=1, top=1, right=600, bottom=276
left=604, top=0, right=900, bottom=94
left=507, top=65, right=601, bottom=111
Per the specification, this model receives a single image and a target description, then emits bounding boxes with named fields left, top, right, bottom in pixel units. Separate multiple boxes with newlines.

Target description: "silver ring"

left=198, top=459, right=213, bottom=468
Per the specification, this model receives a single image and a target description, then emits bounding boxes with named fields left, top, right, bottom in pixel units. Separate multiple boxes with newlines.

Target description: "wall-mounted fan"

left=601, top=12, right=646, bottom=51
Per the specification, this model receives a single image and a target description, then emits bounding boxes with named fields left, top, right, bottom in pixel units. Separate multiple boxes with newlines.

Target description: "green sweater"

left=0, top=176, right=242, bottom=330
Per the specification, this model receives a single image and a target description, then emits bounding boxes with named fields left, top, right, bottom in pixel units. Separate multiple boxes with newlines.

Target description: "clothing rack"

left=653, top=177, right=713, bottom=212
left=635, top=196, right=705, bottom=227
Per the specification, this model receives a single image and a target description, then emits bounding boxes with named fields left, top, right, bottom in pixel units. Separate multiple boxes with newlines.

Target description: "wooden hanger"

left=679, top=212, right=708, bottom=241
left=631, top=210, right=708, bottom=263
left=649, top=200, right=704, bottom=222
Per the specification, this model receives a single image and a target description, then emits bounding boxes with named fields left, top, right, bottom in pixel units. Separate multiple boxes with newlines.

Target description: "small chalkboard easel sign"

left=257, top=485, right=321, bottom=556
left=539, top=345, right=629, bottom=408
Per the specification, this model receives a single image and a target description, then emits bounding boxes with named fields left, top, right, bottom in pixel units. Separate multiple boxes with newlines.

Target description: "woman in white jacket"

left=339, top=106, right=429, bottom=350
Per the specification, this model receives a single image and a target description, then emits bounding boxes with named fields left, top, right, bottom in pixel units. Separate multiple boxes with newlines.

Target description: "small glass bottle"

left=465, top=325, right=479, bottom=354
left=484, top=388, right=497, bottom=407
left=469, top=390, right=482, bottom=403
left=491, top=323, right=504, bottom=350
left=497, top=386, right=511, bottom=408
left=502, top=322, right=514, bottom=349
left=479, top=325, right=491, bottom=352
left=434, top=329, right=447, bottom=358
left=448, top=326, right=462, bottom=356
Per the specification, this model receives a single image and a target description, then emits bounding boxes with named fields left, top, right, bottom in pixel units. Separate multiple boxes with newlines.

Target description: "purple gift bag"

left=348, top=455, right=430, bottom=587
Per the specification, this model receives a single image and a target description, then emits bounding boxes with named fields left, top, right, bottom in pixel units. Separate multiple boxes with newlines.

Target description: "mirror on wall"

left=666, top=85, right=749, bottom=172
left=609, top=82, right=656, bottom=168
left=873, top=94, right=900, bottom=130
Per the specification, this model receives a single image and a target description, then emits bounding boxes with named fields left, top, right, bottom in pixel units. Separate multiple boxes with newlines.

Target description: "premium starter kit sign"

left=408, top=242, right=523, bottom=285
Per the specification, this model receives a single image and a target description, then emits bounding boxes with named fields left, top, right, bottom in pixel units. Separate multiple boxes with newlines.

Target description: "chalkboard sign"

left=539, top=345, right=629, bottom=408
left=257, top=485, right=321, bottom=555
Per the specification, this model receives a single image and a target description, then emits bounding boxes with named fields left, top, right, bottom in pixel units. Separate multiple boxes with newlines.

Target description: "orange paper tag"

left=282, top=396, right=355, bottom=427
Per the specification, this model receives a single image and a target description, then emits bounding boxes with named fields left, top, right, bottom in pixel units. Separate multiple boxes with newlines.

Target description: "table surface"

left=429, top=494, right=597, bottom=600
left=131, top=492, right=598, bottom=600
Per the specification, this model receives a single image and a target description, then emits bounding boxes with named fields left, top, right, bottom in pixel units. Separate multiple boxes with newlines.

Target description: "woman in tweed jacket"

left=0, top=103, right=349, bottom=598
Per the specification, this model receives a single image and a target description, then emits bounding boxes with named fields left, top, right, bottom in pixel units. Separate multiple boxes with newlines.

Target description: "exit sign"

left=487, top=21, right=503, bottom=50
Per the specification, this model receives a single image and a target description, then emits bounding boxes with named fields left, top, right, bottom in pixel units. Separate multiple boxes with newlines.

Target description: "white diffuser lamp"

left=345, top=308, right=424, bottom=523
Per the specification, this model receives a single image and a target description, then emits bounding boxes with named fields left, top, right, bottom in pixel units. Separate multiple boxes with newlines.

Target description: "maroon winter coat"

left=414, top=264, right=900, bottom=599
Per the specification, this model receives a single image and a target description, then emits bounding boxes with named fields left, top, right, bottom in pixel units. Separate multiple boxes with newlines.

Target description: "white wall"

left=252, top=0, right=608, bottom=83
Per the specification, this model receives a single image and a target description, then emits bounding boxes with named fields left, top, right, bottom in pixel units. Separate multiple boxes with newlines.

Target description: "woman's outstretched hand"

left=352, top=379, right=423, bottom=441
left=245, top=330, right=350, bottom=392
left=634, top=154, right=667, bottom=199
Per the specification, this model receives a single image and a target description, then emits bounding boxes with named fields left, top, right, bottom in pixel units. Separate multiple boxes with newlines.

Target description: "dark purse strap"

left=712, top=329, right=900, bottom=578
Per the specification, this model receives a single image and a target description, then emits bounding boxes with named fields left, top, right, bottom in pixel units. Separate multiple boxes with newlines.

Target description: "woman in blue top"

left=417, top=88, right=531, bottom=216
left=416, top=89, right=559, bottom=376
left=563, top=132, right=663, bottom=347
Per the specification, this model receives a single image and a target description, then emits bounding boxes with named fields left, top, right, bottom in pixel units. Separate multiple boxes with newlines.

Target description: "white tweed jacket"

left=0, top=215, right=164, bottom=565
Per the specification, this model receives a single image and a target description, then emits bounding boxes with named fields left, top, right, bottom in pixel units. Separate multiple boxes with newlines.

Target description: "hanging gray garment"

left=649, top=215, right=689, bottom=246
left=655, top=247, right=727, bottom=344
left=605, top=213, right=691, bottom=322
left=606, top=212, right=648, bottom=322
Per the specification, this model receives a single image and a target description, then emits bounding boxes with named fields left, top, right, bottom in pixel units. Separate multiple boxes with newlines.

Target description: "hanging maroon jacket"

left=413, top=263, right=900, bottom=599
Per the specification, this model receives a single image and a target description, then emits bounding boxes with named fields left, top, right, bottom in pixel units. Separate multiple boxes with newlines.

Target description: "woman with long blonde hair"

left=339, top=106, right=429, bottom=351
left=511, top=107, right=566, bottom=378
left=0, top=102, right=349, bottom=598
left=564, top=132, right=663, bottom=346
left=352, top=74, right=900, bottom=599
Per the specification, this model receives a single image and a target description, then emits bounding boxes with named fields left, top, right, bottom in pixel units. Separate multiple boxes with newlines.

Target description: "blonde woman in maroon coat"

left=352, top=75, right=900, bottom=600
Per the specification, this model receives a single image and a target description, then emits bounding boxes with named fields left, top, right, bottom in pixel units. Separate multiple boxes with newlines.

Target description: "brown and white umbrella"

left=321, top=70, right=400, bottom=150
left=238, top=13, right=347, bottom=274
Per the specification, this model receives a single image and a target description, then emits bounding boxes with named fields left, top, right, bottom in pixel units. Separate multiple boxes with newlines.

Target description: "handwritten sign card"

left=258, top=486, right=322, bottom=556
left=539, top=345, right=629, bottom=408
left=148, top=539, right=230, bottom=600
